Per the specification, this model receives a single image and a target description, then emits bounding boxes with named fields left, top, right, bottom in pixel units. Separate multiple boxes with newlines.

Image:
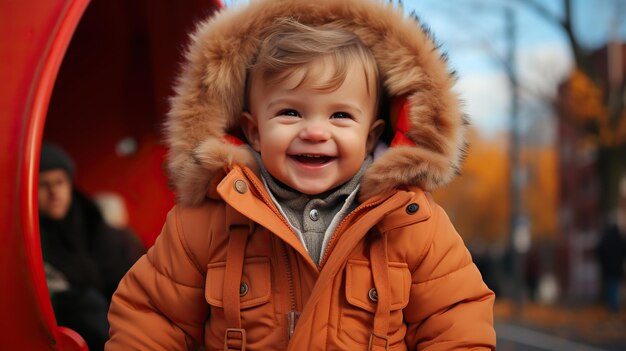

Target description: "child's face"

left=243, top=59, right=384, bottom=195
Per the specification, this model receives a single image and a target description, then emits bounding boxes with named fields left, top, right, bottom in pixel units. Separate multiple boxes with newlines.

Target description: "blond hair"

left=246, top=18, right=381, bottom=104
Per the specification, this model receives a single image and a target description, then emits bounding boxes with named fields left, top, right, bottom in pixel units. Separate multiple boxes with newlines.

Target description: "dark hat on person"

left=39, top=142, right=75, bottom=179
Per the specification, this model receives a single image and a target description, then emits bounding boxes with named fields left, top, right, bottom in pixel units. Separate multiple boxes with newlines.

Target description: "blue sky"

left=221, top=0, right=626, bottom=137
left=403, top=0, right=626, bottom=136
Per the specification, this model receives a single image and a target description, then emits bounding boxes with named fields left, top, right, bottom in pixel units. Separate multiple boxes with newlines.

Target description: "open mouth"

left=292, top=154, right=334, bottom=165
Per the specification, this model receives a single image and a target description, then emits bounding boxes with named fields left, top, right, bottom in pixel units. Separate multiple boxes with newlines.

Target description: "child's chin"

left=294, top=187, right=327, bottom=196
left=293, top=182, right=346, bottom=197
left=286, top=181, right=331, bottom=196
left=270, top=177, right=325, bottom=195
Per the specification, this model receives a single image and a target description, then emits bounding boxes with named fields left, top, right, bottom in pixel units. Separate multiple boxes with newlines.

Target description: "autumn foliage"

left=522, top=146, right=558, bottom=240
left=560, top=69, right=626, bottom=147
left=433, top=128, right=558, bottom=243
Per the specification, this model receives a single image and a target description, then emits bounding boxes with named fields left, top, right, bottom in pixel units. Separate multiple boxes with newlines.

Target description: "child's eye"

left=278, top=109, right=300, bottom=117
left=331, top=112, right=352, bottom=119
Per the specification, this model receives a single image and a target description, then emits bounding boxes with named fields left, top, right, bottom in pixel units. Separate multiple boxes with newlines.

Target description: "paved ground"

left=494, top=299, right=626, bottom=351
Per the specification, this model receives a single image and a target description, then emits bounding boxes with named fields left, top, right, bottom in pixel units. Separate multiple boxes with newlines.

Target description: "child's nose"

left=299, top=121, right=330, bottom=142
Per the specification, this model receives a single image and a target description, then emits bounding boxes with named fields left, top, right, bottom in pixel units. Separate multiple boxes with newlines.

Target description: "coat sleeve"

left=106, top=206, right=209, bottom=350
left=403, top=204, right=496, bottom=350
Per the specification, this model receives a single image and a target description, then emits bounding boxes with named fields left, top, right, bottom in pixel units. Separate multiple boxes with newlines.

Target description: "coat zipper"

left=243, top=168, right=300, bottom=339
left=281, top=241, right=299, bottom=340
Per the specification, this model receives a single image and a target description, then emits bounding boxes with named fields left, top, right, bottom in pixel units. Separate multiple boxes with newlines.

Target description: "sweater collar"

left=251, top=150, right=372, bottom=208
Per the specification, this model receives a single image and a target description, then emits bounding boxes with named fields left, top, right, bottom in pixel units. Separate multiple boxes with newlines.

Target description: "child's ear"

left=241, top=112, right=261, bottom=151
left=366, top=119, right=385, bottom=154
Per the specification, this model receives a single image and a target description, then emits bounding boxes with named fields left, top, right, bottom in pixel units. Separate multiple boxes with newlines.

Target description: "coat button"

left=234, top=180, right=248, bottom=194
left=309, top=209, right=319, bottom=221
left=406, top=202, right=419, bottom=214
left=368, top=288, right=378, bottom=302
left=239, top=282, right=249, bottom=297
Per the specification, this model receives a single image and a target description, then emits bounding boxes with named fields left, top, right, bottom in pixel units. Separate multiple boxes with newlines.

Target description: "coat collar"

left=216, top=166, right=432, bottom=263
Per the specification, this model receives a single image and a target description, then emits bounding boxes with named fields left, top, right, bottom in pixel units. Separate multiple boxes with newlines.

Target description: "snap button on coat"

left=368, top=288, right=378, bottom=302
left=406, top=203, right=419, bottom=214
left=239, top=282, right=249, bottom=297
left=309, top=209, right=319, bottom=221
left=234, top=180, right=248, bottom=194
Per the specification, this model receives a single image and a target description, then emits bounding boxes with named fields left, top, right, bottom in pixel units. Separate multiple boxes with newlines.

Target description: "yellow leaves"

left=599, top=109, right=626, bottom=147
left=561, top=68, right=626, bottom=146
left=434, top=128, right=558, bottom=243
left=522, top=147, right=558, bottom=239
left=562, top=69, right=606, bottom=123
left=434, top=129, right=510, bottom=242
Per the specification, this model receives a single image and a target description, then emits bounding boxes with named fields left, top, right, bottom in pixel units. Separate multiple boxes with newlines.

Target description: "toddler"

left=107, top=1, right=496, bottom=350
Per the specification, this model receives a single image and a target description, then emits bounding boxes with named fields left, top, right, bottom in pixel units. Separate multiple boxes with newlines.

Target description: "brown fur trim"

left=169, top=139, right=256, bottom=204
left=166, top=0, right=467, bottom=205
left=359, top=147, right=453, bottom=202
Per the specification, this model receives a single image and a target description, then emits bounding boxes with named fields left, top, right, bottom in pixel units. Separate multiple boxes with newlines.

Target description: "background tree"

left=517, top=0, right=626, bottom=214
left=410, top=0, right=625, bottom=225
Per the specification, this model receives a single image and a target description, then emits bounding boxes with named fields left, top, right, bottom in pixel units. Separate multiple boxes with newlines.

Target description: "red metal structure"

left=0, top=0, right=220, bottom=348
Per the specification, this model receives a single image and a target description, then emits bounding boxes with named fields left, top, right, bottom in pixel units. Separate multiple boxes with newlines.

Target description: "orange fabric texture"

left=106, top=167, right=496, bottom=350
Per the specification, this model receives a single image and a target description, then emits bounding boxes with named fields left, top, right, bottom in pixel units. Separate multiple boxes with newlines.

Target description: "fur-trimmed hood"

left=166, top=0, right=467, bottom=206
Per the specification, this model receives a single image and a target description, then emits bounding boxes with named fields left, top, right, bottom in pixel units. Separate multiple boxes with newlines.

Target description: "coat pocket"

left=204, top=256, right=278, bottom=348
left=340, top=259, right=411, bottom=347
left=205, top=256, right=272, bottom=309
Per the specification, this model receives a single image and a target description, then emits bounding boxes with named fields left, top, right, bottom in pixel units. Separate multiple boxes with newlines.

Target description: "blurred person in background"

left=597, top=176, right=626, bottom=314
left=38, top=142, right=145, bottom=350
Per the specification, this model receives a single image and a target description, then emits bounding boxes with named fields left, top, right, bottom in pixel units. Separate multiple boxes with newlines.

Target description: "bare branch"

left=513, top=0, right=586, bottom=70
left=512, top=0, right=563, bottom=26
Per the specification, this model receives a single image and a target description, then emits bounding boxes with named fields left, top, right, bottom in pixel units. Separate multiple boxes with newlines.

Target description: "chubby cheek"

left=259, top=137, right=286, bottom=158
left=339, top=133, right=369, bottom=160
left=258, top=125, right=291, bottom=153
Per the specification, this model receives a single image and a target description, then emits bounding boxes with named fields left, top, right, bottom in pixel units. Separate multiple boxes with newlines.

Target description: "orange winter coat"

left=107, top=166, right=495, bottom=350
left=107, top=0, right=496, bottom=349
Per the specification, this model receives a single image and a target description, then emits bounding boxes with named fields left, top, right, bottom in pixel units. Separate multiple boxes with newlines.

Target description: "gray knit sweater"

left=252, top=151, right=371, bottom=264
